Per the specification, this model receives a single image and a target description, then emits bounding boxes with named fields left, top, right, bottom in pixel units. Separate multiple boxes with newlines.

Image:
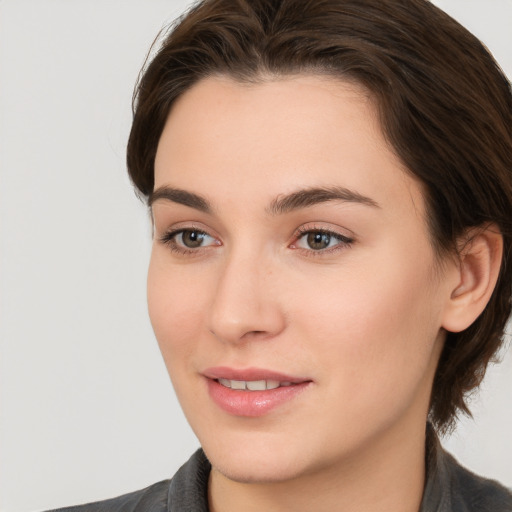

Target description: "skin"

left=148, top=75, right=473, bottom=512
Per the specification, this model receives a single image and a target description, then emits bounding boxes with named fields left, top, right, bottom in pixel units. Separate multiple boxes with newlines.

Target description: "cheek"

left=292, top=254, right=443, bottom=402
left=147, top=251, right=208, bottom=364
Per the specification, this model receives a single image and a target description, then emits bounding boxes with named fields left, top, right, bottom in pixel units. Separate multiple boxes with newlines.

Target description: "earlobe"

left=441, top=224, right=503, bottom=333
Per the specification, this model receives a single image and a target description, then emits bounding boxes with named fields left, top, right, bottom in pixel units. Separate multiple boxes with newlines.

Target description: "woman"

left=51, top=0, right=511, bottom=510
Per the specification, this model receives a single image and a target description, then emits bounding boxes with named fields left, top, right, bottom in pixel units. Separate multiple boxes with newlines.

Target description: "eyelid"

left=157, top=223, right=222, bottom=255
left=289, top=224, right=355, bottom=253
left=154, top=219, right=217, bottom=239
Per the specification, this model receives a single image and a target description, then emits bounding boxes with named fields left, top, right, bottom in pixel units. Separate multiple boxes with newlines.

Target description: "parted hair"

left=127, top=0, right=512, bottom=433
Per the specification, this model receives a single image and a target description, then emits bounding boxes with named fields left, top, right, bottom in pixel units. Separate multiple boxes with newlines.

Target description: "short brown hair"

left=127, top=0, right=512, bottom=432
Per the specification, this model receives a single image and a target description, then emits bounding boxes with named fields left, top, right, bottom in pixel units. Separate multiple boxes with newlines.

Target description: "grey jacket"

left=49, top=430, right=512, bottom=512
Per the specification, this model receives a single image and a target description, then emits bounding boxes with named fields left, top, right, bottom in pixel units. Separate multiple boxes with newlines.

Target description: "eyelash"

left=159, top=227, right=217, bottom=256
left=158, top=226, right=354, bottom=256
left=292, top=226, right=354, bottom=256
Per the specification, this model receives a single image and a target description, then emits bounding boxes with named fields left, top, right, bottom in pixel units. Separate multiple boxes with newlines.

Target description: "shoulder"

left=46, top=479, right=171, bottom=512
left=423, top=426, right=512, bottom=512
left=46, top=449, right=211, bottom=512
left=443, top=450, right=512, bottom=512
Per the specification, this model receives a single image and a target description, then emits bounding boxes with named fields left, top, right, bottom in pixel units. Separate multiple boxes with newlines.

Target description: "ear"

left=441, top=224, right=503, bottom=333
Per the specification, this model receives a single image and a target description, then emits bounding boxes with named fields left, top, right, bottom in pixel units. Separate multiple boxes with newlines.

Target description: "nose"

left=207, top=250, right=286, bottom=344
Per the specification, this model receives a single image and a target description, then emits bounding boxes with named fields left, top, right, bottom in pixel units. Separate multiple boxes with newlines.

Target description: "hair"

left=127, top=0, right=512, bottom=433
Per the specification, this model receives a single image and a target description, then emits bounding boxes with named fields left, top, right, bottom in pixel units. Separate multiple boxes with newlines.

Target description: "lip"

left=203, top=366, right=308, bottom=383
left=203, top=366, right=312, bottom=417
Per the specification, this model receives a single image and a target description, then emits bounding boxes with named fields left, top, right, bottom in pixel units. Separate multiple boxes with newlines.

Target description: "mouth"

left=203, top=367, right=312, bottom=417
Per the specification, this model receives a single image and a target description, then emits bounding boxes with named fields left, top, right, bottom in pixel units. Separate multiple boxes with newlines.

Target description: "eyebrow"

left=268, top=186, right=380, bottom=215
left=149, top=186, right=212, bottom=213
left=148, top=185, right=379, bottom=214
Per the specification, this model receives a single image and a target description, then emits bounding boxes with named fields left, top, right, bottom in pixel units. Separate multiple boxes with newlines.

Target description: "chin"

left=206, top=448, right=308, bottom=484
left=199, top=428, right=329, bottom=485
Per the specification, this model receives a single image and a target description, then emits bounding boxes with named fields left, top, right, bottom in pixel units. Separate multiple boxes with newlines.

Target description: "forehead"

left=154, top=75, right=426, bottom=222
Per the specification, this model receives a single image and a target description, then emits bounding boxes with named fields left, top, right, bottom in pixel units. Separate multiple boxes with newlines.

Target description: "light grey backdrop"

left=0, top=1, right=510, bottom=511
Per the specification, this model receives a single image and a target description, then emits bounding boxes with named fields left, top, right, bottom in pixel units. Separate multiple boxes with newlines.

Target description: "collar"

left=167, top=427, right=512, bottom=512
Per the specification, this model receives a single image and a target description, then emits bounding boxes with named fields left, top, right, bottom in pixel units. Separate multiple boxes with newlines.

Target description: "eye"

left=292, top=229, right=353, bottom=252
left=177, top=229, right=213, bottom=248
left=160, top=228, right=219, bottom=252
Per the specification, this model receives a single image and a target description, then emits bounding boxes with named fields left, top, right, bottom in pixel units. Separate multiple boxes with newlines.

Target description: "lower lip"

left=206, top=379, right=311, bottom=417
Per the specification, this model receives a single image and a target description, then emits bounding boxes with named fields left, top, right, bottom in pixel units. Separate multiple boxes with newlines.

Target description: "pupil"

left=307, top=232, right=330, bottom=250
left=183, top=230, right=204, bottom=248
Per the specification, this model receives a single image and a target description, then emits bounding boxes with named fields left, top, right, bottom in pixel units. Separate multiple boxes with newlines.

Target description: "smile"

left=203, top=367, right=312, bottom=417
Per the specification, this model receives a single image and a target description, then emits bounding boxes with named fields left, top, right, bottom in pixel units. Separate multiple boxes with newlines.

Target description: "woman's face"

left=148, top=76, right=455, bottom=483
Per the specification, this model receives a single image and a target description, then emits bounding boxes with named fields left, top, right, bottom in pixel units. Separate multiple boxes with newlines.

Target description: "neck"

left=208, top=419, right=428, bottom=512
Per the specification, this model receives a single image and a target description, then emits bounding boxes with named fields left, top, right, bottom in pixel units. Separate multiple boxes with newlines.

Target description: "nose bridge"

left=208, top=244, right=284, bottom=343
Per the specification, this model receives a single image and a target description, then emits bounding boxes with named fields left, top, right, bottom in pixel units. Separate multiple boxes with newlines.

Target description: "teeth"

left=231, top=380, right=246, bottom=390
left=217, top=379, right=291, bottom=391
left=246, top=380, right=266, bottom=391
left=265, top=380, right=280, bottom=390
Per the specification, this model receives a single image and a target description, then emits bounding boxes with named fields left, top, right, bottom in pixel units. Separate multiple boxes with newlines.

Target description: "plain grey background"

left=0, top=1, right=511, bottom=511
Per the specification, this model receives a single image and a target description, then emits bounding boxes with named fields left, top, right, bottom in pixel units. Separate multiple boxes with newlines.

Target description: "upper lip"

left=202, top=366, right=310, bottom=383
